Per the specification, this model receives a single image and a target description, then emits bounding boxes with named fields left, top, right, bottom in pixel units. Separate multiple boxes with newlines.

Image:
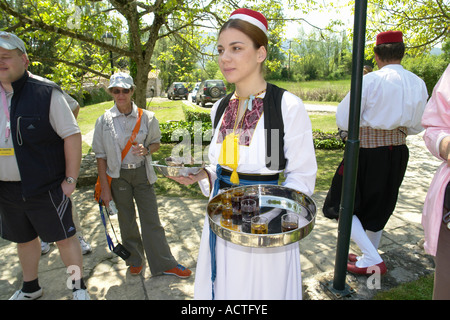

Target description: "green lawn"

left=271, top=79, right=350, bottom=92
left=373, top=274, right=434, bottom=300
left=147, top=100, right=186, bottom=122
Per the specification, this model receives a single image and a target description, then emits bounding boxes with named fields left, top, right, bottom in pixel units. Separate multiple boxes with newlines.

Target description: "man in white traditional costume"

left=324, top=31, right=428, bottom=276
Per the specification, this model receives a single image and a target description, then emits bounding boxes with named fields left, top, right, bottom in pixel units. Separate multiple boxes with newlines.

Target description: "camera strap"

left=98, top=201, right=120, bottom=251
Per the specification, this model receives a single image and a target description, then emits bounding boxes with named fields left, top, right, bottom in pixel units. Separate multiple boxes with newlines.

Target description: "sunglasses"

left=111, top=88, right=132, bottom=95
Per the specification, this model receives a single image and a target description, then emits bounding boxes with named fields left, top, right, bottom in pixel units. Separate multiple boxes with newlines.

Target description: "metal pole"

left=331, top=0, right=367, bottom=295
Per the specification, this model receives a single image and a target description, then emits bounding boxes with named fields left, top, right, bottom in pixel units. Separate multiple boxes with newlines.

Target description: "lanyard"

left=98, top=200, right=118, bottom=251
left=0, top=85, right=10, bottom=143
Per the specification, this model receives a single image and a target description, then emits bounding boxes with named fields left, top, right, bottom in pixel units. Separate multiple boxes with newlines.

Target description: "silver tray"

left=207, top=185, right=316, bottom=248
left=151, top=160, right=204, bottom=177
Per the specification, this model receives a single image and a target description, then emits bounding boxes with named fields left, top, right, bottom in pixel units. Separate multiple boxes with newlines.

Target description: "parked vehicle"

left=167, top=82, right=188, bottom=100
left=195, top=80, right=227, bottom=107
left=191, top=82, right=200, bottom=103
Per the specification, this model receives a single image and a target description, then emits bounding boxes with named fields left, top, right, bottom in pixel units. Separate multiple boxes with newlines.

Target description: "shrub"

left=288, top=87, right=347, bottom=102
left=82, top=87, right=113, bottom=106
left=313, top=129, right=345, bottom=150
left=160, top=120, right=212, bottom=145
left=182, top=104, right=211, bottom=122
left=160, top=121, right=344, bottom=150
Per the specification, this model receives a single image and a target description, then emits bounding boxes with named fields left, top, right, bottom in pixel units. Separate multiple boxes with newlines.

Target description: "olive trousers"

left=111, top=165, right=177, bottom=275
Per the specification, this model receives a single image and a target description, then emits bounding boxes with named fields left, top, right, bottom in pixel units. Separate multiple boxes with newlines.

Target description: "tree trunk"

left=134, top=63, right=151, bottom=109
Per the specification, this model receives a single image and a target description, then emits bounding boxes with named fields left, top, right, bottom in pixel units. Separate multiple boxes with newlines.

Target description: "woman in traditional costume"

left=171, top=9, right=317, bottom=299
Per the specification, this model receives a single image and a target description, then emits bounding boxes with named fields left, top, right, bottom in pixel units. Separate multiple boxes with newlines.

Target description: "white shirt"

left=92, top=103, right=161, bottom=184
left=336, top=64, right=428, bottom=135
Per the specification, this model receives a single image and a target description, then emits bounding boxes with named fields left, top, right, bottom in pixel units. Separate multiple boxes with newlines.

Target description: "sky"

left=282, top=1, right=354, bottom=39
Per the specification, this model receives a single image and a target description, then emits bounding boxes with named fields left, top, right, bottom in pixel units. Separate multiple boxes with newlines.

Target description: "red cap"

left=229, top=8, right=268, bottom=35
left=376, top=31, right=403, bottom=45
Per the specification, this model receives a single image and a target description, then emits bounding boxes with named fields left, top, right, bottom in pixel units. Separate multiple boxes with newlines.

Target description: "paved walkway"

left=0, top=104, right=440, bottom=300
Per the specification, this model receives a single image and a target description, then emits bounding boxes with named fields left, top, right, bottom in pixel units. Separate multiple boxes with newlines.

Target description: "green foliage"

left=160, top=120, right=212, bottom=145
left=402, top=54, right=449, bottom=96
left=268, top=29, right=353, bottom=82
left=82, top=87, right=113, bottom=106
left=313, top=130, right=345, bottom=150
left=366, top=0, right=449, bottom=55
left=296, top=87, right=348, bottom=103
left=271, top=79, right=350, bottom=102
left=182, top=104, right=211, bottom=122
left=160, top=121, right=344, bottom=150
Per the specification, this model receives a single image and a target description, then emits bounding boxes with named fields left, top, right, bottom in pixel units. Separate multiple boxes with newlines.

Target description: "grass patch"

left=310, top=113, right=338, bottom=132
left=77, top=101, right=114, bottom=135
left=271, top=80, right=350, bottom=102
left=272, top=79, right=350, bottom=91
left=77, top=99, right=189, bottom=135
left=373, top=274, right=434, bottom=300
left=315, top=149, right=343, bottom=192
left=147, top=100, right=186, bottom=122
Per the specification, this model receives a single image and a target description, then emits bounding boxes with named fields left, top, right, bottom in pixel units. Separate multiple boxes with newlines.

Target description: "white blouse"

left=199, top=90, right=317, bottom=197
left=336, top=64, right=428, bottom=135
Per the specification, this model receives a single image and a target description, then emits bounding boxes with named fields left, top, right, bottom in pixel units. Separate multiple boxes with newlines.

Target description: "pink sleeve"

left=422, top=64, right=450, bottom=159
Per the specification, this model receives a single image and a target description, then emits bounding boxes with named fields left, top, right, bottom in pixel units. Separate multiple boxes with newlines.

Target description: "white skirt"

left=194, top=215, right=302, bottom=300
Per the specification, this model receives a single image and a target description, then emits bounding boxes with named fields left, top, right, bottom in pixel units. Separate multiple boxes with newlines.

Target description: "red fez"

left=376, top=31, right=403, bottom=45
left=229, top=8, right=268, bottom=35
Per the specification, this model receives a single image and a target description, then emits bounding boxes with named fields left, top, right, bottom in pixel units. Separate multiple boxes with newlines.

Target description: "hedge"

left=160, top=107, right=344, bottom=150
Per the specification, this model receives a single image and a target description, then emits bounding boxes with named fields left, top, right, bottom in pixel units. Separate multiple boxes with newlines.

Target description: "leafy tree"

left=288, top=29, right=352, bottom=81
left=403, top=54, right=449, bottom=96
left=365, top=0, right=449, bottom=55
left=0, top=0, right=298, bottom=108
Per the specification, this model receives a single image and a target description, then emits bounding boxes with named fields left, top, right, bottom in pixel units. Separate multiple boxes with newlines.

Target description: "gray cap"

left=108, top=72, right=135, bottom=89
left=0, top=31, right=27, bottom=54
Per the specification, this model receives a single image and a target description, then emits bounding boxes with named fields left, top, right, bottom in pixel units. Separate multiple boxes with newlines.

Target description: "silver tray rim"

left=207, top=184, right=316, bottom=248
left=151, top=160, right=205, bottom=177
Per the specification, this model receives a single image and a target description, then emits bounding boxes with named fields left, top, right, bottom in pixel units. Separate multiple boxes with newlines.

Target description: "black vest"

left=10, top=71, right=65, bottom=198
left=214, top=83, right=286, bottom=170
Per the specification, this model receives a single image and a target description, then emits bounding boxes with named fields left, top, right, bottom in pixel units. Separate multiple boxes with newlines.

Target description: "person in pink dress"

left=421, top=63, right=450, bottom=300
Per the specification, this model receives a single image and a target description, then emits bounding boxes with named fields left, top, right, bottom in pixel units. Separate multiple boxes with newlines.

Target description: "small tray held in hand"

left=151, top=157, right=205, bottom=177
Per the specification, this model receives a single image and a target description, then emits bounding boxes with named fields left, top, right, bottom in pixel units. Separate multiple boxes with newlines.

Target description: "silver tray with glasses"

left=207, top=185, right=316, bottom=248
left=151, top=157, right=205, bottom=177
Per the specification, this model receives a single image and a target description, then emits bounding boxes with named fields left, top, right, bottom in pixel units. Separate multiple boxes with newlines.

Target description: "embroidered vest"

left=214, top=83, right=286, bottom=170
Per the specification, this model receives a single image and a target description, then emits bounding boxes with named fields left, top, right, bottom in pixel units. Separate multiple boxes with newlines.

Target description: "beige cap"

left=0, top=31, right=27, bottom=54
left=108, top=72, right=135, bottom=89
